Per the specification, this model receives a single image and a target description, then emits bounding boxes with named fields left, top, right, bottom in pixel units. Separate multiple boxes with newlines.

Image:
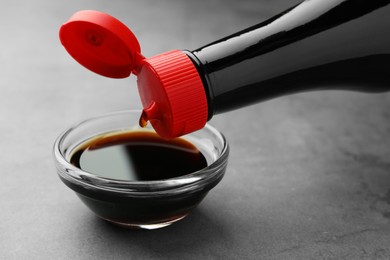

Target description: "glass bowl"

left=53, top=110, right=229, bottom=229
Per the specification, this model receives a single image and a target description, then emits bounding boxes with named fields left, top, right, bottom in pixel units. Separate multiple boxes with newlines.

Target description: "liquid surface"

left=70, top=131, right=208, bottom=181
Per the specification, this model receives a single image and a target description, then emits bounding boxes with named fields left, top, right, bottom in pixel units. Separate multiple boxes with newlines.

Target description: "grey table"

left=1, top=0, right=390, bottom=259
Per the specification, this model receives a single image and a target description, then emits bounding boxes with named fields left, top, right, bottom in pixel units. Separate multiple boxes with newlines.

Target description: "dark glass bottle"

left=60, top=0, right=390, bottom=138
left=186, top=0, right=390, bottom=117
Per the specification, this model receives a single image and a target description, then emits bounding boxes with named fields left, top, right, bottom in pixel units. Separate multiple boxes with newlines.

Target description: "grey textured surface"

left=1, top=0, right=390, bottom=259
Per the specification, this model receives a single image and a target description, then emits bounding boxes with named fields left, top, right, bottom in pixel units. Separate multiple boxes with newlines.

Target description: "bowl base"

left=101, top=213, right=189, bottom=230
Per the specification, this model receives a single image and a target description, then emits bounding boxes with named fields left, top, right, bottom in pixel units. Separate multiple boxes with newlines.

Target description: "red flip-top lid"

left=59, top=10, right=208, bottom=138
left=59, top=10, right=142, bottom=78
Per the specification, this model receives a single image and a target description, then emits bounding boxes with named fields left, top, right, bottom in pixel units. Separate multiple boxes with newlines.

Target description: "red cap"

left=137, top=50, right=208, bottom=138
left=59, top=10, right=208, bottom=138
left=59, top=10, right=142, bottom=78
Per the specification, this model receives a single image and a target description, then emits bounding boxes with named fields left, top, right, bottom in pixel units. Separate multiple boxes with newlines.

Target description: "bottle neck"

left=188, top=0, right=390, bottom=117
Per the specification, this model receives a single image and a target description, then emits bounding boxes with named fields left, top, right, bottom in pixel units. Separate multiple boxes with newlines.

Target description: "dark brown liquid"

left=138, top=110, right=148, bottom=128
left=70, top=131, right=208, bottom=181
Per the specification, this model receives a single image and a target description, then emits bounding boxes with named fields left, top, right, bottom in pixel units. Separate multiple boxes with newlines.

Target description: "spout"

left=139, top=101, right=160, bottom=128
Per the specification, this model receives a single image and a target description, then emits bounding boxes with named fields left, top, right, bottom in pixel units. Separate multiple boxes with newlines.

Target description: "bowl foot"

left=100, top=213, right=189, bottom=230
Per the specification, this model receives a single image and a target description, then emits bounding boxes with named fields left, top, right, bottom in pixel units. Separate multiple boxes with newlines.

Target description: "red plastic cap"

left=138, top=50, right=208, bottom=139
left=59, top=11, right=208, bottom=138
left=59, top=10, right=142, bottom=78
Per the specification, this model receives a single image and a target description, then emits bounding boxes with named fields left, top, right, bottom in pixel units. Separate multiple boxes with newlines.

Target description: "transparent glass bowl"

left=53, top=110, right=229, bottom=229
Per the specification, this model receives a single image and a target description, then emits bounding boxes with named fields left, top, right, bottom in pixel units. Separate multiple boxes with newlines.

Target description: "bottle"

left=59, top=0, right=390, bottom=138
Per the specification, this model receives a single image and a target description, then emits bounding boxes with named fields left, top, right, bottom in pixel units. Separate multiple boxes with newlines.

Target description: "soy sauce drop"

left=139, top=110, right=148, bottom=128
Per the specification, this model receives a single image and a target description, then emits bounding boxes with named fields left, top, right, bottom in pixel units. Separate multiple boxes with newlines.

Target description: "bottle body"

left=60, top=0, right=390, bottom=138
left=187, top=0, right=390, bottom=118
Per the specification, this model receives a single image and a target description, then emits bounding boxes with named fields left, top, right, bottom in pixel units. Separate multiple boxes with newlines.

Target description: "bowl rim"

left=53, top=110, right=229, bottom=195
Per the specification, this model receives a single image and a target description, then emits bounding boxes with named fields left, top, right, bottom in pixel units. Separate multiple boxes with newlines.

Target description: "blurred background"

left=1, top=0, right=390, bottom=259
